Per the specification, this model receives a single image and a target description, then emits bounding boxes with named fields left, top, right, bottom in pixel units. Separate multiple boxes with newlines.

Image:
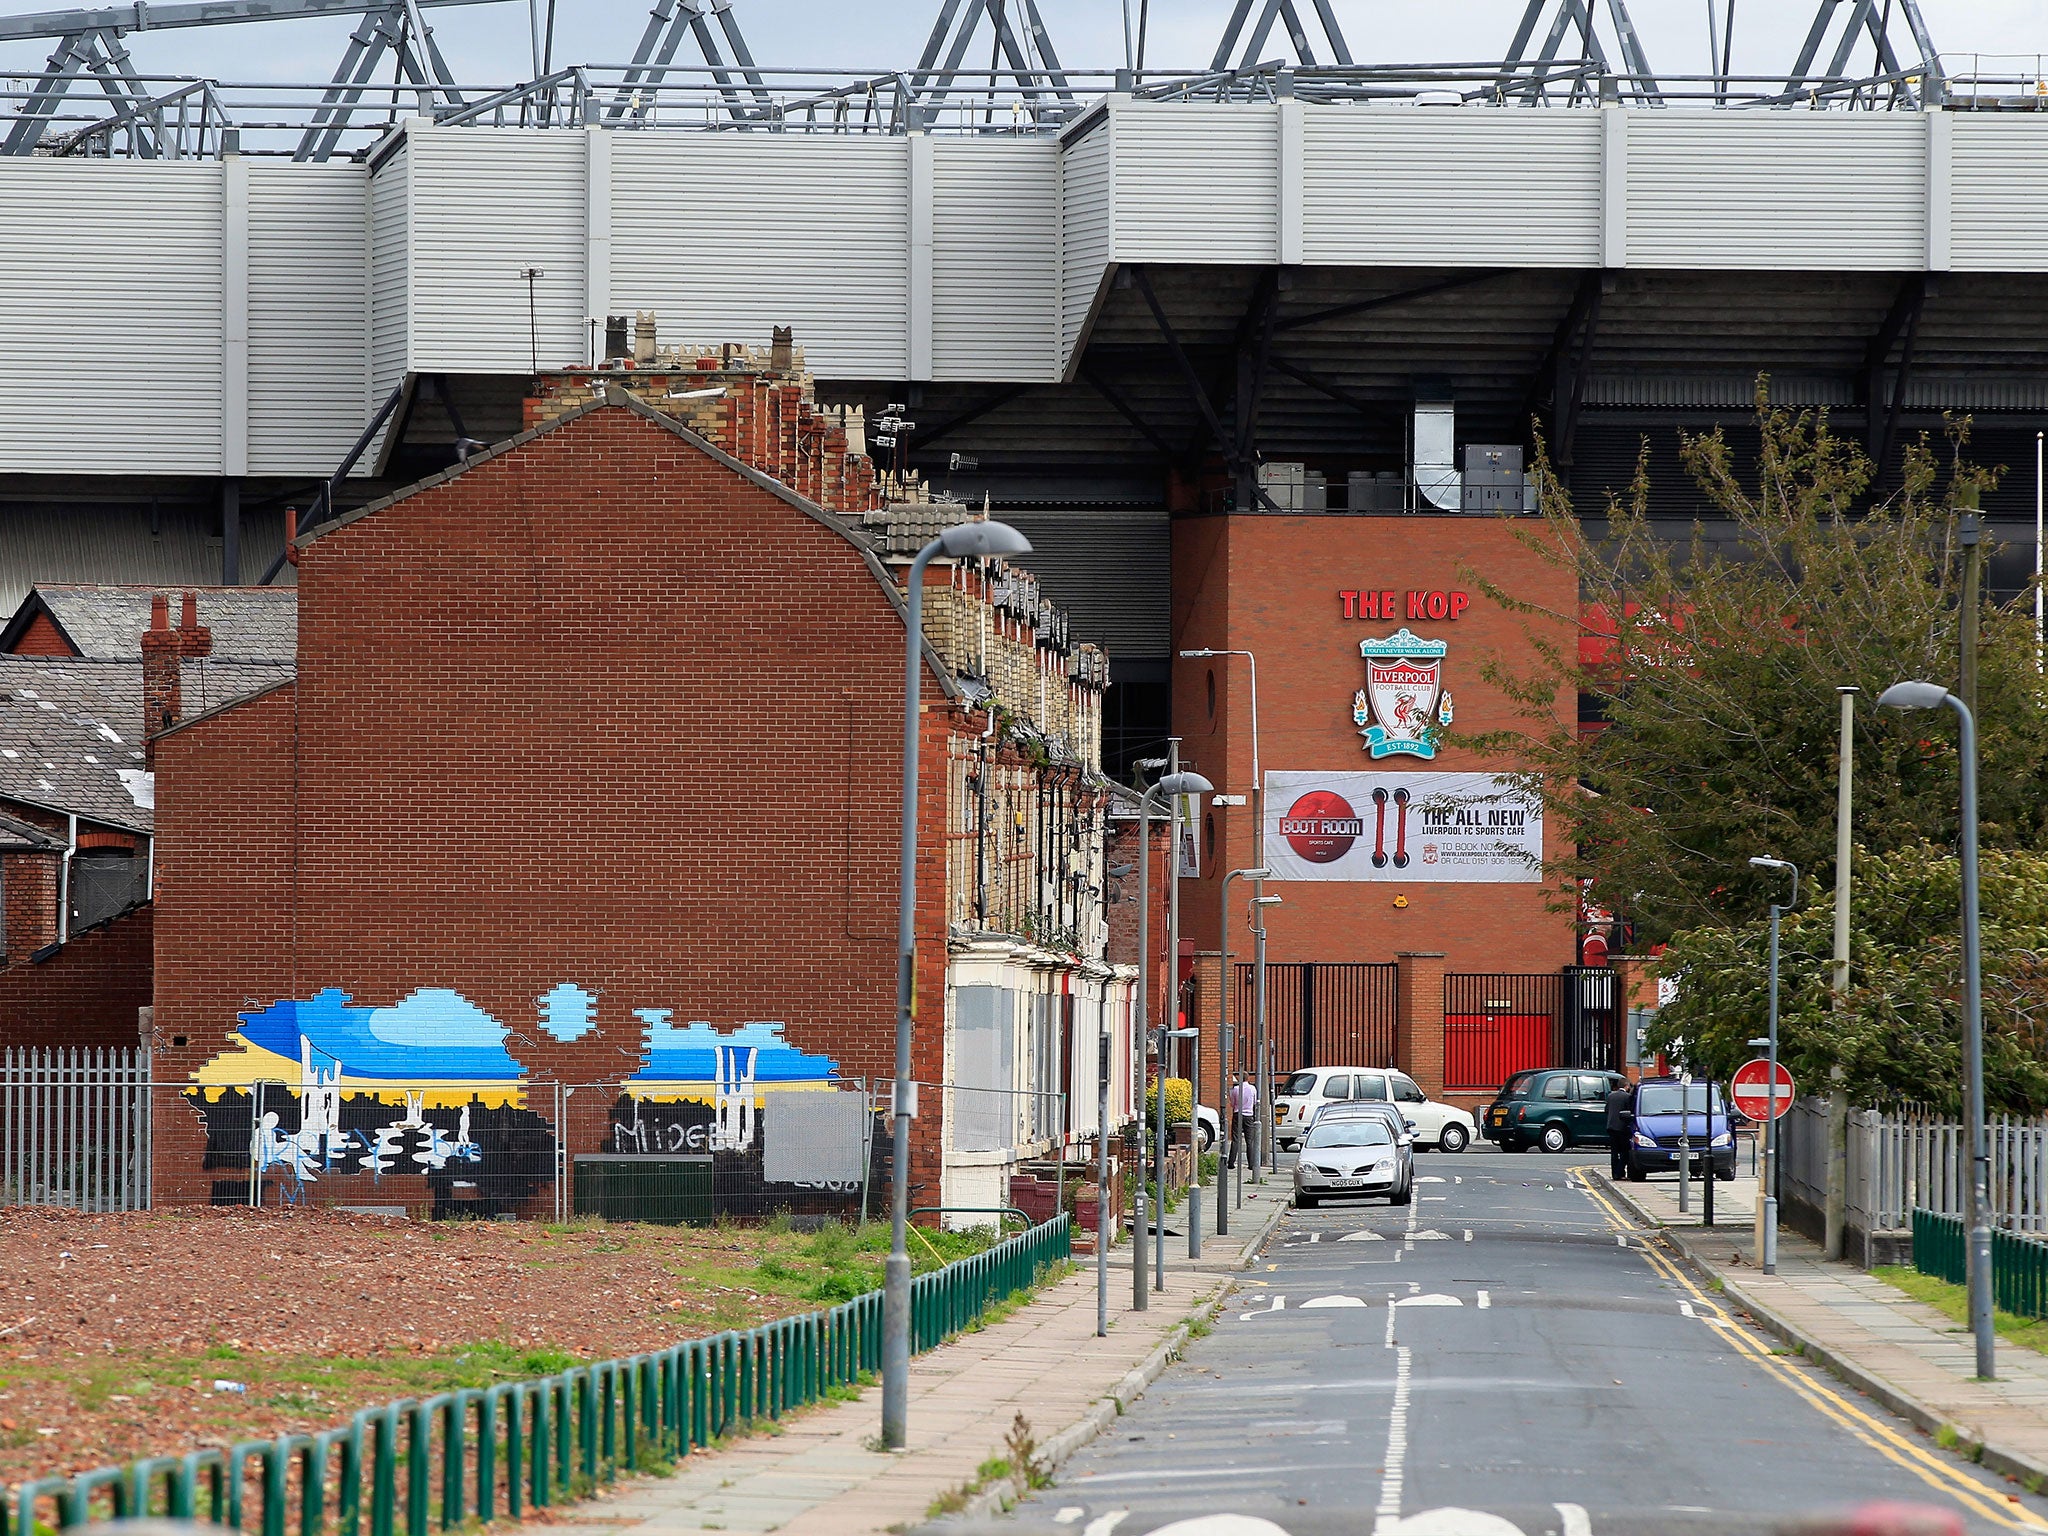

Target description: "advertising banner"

left=1263, top=770, right=1542, bottom=883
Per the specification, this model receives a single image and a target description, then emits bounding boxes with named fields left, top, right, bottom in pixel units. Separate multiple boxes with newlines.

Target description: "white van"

left=1274, top=1065, right=1475, bottom=1153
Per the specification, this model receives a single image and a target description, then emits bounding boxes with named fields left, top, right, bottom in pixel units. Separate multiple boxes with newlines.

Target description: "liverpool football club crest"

left=1352, top=628, right=1452, bottom=759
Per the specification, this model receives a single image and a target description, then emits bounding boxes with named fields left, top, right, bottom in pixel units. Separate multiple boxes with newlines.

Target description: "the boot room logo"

left=1353, top=627, right=1452, bottom=759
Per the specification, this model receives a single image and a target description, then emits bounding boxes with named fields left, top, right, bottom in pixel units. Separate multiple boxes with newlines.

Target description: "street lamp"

left=1215, top=866, right=1269, bottom=1234
left=1180, top=648, right=1266, bottom=1163
left=1252, top=893, right=1283, bottom=1175
left=1747, top=855, right=1799, bottom=1273
left=1133, top=768, right=1214, bottom=1307
left=1878, top=679, right=1994, bottom=1380
left=884, top=517, right=1031, bottom=1451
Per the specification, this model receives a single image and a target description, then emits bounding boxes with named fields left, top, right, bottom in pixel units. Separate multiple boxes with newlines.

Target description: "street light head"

left=1179, top=648, right=1215, bottom=659
left=1878, top=680, right=1950, bottom=712
left=1748, top=857, right=1791, bottom=871
left=936, top=520, right=1032, bottom=559
left=1252, top=894, right=1283, bottom=906
left=1156, top=771, right=1214, bottom=796
left=1230, top=867, right=1272, bottom=880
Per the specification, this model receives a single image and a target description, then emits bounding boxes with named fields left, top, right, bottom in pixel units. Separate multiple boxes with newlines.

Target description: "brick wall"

left=1, top=848, right=59, bottom=962
left=7, top=612, right=72, bottom=656
left=152, top=403, right=953, bottom=1207
left=0, top=903, right=151, bottom=1049
left=1173, top=513, right=1577, bottom=979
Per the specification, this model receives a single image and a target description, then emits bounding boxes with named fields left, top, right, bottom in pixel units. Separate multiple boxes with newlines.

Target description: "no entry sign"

left=1731, top=1058, right=1797, bottom=1122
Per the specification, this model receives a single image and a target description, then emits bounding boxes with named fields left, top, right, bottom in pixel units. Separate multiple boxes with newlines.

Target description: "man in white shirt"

left=1229, top=1075, right=1259, bottom=1168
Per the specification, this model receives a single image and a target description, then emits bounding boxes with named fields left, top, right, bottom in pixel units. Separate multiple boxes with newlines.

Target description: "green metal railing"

left=1, top=1214, right=1069, bottom=1536
left=1912, top=1207, right=2048, bottom=1319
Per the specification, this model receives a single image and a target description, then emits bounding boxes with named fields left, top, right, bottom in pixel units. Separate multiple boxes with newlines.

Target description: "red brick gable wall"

left=0, top=903, right=151, bottom=1049
left=7, top=611, right=75, bottom=656
left=152, top=406, right=950, bottom=1202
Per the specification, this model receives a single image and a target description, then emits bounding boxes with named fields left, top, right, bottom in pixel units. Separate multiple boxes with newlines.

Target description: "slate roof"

left=0, top=586, right=298, bottom=662
left=0, top=656, right=294, bottom=833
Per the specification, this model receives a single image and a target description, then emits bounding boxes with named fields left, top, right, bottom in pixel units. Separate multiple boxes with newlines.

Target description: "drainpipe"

left=145, top=834, right=154, bottom=902
left=57, top=812, right=77, bottom=944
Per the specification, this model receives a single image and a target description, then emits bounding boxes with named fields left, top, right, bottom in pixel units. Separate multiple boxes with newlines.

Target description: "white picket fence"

left=1781, top=1097, right=2048, bottom=1233
left=0, top=1046, right=152, bottom=1211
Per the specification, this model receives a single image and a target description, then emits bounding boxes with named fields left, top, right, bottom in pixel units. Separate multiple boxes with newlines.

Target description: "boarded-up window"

left=953, top=984, right=1015, bottom=1153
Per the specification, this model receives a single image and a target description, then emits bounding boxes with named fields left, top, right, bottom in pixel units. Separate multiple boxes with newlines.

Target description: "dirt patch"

left=0, top=1205, right=991, bottom=1484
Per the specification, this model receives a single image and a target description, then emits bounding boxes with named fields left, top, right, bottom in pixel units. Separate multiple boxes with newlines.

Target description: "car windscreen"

left=1498, top=1071, right=1539, bottom=1100
left=1636, top=1083, right=1725, bottom=1116
left=1283, top=1071, right=1319, bottom=1096
left=1305, top=1119, right=1394, bottom=1149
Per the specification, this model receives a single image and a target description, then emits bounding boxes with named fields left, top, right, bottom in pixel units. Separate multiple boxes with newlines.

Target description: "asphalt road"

left=933, top=1146, right=2048, bottom=1536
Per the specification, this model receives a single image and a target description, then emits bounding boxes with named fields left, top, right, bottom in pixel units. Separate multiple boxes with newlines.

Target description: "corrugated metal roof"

left=1002, top=508, right=1169, bottom=663
left=0, top=500, right=293, bottom=618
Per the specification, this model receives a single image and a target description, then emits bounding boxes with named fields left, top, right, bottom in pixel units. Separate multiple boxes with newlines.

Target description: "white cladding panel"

left=931, top=139, right=1058, bottom=381
left=1301, top=111, right=1601, bottom=266
left=1112, top=103, right=1279, bottom=264
left=247, top=163, right=370, bottom=475
left=367, top=145, right=410, bottom=400
left=610, top=135, right=911, bottom=377
left=1058, top=118, right=1113, bottom=376
left=1627, top=114, right=1925, bottom=269
left=0, top=162, right=224, bottom=474
left=1951, top=116, right=2048, bottom=272
left=405, top=128, right=589, bottom=373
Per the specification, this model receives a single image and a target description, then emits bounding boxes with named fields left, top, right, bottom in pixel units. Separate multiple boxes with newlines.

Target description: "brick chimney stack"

left=141, top=591, right=214, bottom=766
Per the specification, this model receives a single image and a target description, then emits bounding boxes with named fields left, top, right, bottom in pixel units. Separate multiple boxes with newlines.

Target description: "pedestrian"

left=1605, top=1077, right=1635, bottom=1180
left=1230, top=1073, right=1259, bottom=1168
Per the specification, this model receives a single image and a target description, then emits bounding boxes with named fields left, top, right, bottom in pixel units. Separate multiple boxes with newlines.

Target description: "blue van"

left=1625, top=1077, right=1735, bottom=1181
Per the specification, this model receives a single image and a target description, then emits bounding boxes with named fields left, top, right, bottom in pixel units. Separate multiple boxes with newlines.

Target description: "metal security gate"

left=1444, top=967, right=1621, bottom=1091
left=1233, top=962, right=1397, bottom=1077
left=0, top=1045, right=152, bottom=1210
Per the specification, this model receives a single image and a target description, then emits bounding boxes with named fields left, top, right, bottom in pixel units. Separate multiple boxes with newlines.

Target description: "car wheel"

left=1438, top=1123, right=1469, bottom=1154
left=1296, top=1191, right=1318, bottom=1209
left=1198, top=1121, right=1215, bottom=1152
left=1390, top=1183, right=1413, bottom=1206
left=1539, top=1122, right=1570, bottom=1153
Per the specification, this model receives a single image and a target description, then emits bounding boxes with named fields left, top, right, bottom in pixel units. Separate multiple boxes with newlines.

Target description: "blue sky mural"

left=629, top=1011, right=841, bottom=1086
left=234, top=987, right=526, bottom=1081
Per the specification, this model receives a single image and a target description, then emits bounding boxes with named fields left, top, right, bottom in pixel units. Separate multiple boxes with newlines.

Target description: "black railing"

left=1232, top=961, right=1397, bottom=1076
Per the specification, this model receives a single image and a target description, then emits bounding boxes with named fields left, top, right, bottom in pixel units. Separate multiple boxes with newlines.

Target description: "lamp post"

left=884, top=517, right=1031, bottom=1451
left=1132, top=767, right=1213, bottom=1308
left=1747, top=856, right=1799, bottom=1274
left=1878, top=679, right=1993, bottom=1380
left=1180, top=648, right=1265, bottom=1166
left=1252, top=893, right=1282, bottom=1176
left=1215, top=866, right=1269, bottom=1234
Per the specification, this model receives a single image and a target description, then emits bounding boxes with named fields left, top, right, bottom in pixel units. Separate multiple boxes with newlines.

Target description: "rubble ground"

left=0, top=1205, right=995, bottom=1484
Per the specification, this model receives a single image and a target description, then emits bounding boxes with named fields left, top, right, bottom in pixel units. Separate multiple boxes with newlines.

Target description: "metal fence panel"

left=1783, top=1101, right=2048, bottom=1236
left=1231, top=962, right=1397, bottom=1078
left=1, top=1045, right=150, bottom=1211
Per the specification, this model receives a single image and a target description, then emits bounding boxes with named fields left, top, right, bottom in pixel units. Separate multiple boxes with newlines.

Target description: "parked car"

left=1274, top=1066, right=1476, bottom=1153
left=1313, top=1099, right=1417, bottom=1146
left=1293, top=1111, right=1413, bottom=1208
left=1625, top=1077, right=1736, bottom=1181
left=1481, top=1067, right=1628, bottom=1153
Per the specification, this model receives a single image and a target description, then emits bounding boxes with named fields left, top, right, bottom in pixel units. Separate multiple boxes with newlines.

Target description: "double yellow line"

left=1573, top=1169, right=2048, bottom=1533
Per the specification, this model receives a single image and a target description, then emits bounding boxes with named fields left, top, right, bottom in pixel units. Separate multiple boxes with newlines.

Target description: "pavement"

left=926, top=1145, right=2048, bottom=1536
left=555, top=1172, right=1292, bottom=1536
left=1597, top=1160, right=2048, bottom=1492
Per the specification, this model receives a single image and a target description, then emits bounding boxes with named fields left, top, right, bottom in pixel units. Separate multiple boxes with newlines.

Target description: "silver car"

left=1293, top=1110, right=1413, bottom=1209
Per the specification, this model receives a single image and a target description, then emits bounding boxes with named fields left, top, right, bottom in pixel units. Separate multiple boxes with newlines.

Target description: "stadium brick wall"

left=1173, top=512, right=1578, bottom=1099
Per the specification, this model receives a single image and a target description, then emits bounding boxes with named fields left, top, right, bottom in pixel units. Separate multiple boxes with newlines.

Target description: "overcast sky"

left=2, top=1, right=2043, bottom=91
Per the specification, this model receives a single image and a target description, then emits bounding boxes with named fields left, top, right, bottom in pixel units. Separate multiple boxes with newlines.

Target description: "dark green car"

left=1481, top=1068, right=1627, bottom=1152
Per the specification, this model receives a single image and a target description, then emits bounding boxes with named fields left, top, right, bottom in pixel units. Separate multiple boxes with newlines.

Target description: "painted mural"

left=186, top=984, right=862, bottom=1216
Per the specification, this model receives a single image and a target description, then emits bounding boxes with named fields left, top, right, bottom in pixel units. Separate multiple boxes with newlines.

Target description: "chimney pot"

left=180, top=591, right=198, bottom=630
left=149, top=593, right=169, bottom=632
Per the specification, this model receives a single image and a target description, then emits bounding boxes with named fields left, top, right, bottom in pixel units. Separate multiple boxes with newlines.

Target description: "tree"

left=1472, top=387, right=2048, bottom=947
left=1649, top=845, right=2048, bottom=1113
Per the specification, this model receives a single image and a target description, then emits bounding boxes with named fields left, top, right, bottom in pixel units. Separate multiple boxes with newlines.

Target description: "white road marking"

left=1080, top=1510, right=1129, bottom=1536
left=1477, top=1290, right=1491, bottom=1309
left=1149, top=1517, right=1297, bottom=1535
left=1422, top=1196, right=1448, bottom=1202
left=1680, top=1301, right=1696, bottom=1318
left=1370, top=1344, right=1414, bottom=1534
left=1393, top=1293, right=1464, bottom=1308
left=1556, top=1500, right=1594, bottom=1536
left=1616, top=1234, right=1628, bottom=1247
left=1463, top=1229, right=1473, bottom=1242
left=1238, top=1295, right=1287, bottom=1321
left=1382, top=1513, right=1526, bottom=1535
left=1409, top=1229, right=1451, bottom=1240
left=1301, top=1294, right=1370, bottom=1308
left=1340, top=1230, right=1388, bottom=1242
left=1416, top=1175, right=1447, bottom=1183
left=1052, top=1509, right=1085, bottom=1525
left=1453, top=1176, right=1464, bottom=1184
